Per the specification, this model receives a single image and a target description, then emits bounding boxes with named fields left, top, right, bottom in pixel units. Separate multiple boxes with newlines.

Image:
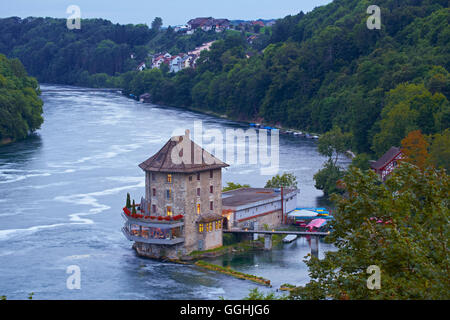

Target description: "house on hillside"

left=187, top=17, right=213, bottom=30
left=370, top=146, right=405, bottom=181
left=247, top=35, right=258, bottom=44
left=252, top=20, right=265, bottom=27
left=214, top=19, right=230, bottom=32
left=170, top=55, right=183, bottom=73
left=137, top=62, right=146, bottom=71
left=152, top=56, right=164, bottom=69
left=187, top=17, right=230, bottom=32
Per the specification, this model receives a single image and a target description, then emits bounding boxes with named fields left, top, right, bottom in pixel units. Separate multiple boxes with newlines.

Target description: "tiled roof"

left=139, top=130, right=229, bottom=173
left=222, top=188, right=297, bottom=207
left=197, top=213, right=223, bottom=223
left=370, top=147, right=403, bottom=170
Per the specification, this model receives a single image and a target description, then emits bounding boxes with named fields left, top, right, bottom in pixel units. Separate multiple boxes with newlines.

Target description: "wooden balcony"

left=122, top=227, right=184, bottom=245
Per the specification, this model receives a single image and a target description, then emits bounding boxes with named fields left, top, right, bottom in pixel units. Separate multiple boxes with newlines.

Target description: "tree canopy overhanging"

left=0, top=54, right=43, bottom=143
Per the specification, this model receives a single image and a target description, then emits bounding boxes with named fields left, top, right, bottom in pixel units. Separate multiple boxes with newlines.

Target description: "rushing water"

left=0, top=85, right=347, bottom=299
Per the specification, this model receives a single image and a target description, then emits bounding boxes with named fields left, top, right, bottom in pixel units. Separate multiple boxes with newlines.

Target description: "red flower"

left=157, top=216, right=163, bottom=221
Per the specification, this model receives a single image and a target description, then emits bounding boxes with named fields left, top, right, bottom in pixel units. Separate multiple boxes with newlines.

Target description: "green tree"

left=126, top=193, right=131, bottom=208
left=152, top=17, right=163, bottom=31
left=372, top=83, right=449, bottom=156
left=132, top=200, right=136, bottom=215
left=0, top=55, right=43, bottom=143
left=264, top=172, right=298, bottom=189
left=243, top=288, right=280, bottom=300
left=429, top=129, right=450, bottom=171
left=222, top=182, right=250, bottom=192
left=317, top=126, right=352, bottom=165
left=292, top=164, right=450, bottom=300
left=350, top=153, right=371, bottom=171
left=313, top=160, right=345, bottom=196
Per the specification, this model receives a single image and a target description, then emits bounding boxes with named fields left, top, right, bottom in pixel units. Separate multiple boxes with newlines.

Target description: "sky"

left=0, top=0, right=333, bottom=26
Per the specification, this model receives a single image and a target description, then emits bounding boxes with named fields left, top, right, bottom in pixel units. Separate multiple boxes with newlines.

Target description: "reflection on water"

left=0, top=85, right=347, bottom=299
left=207, top=236, right=336, bottom=290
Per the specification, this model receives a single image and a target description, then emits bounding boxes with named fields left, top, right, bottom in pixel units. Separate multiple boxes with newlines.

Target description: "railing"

left=122, top=227, right=184, bottom=245
left=121, top=212, right=184, bottom=228
left=223, top=229, right=329, bottom=237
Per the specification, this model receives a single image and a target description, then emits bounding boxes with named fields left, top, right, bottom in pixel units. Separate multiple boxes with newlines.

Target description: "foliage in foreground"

left=292, top=163, right=449, bottom=299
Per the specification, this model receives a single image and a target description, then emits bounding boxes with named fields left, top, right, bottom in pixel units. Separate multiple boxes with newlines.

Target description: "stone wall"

left=235, top=209, right=282, bottom=230
left=143, top=168, right=224, bottom=256
left=184, top=168, right=223, bottom=253
left=197, top=222, right=223, bottom=251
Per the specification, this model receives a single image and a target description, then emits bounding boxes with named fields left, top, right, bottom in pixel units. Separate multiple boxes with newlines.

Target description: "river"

left=0, top=85, right=346, bottom=299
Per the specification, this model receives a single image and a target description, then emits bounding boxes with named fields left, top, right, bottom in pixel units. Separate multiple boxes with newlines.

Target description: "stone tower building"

left=122, top=130, right=229, bottom=259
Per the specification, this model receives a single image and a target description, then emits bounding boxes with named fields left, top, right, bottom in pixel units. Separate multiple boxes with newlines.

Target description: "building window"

left=151, top=173, right=155, bottom=181
left=207, top=222, right=213, bottom=232
left=152, top=188, right=156, bottom=196
left=197, top=204, right=201, bottom=214
left=210, top=201, right=213, bottom=210
left=167, top=174, right=172, bottom=183
left=167, top=206, right=172, bottom=216
left=197, top=188, right=200, bottom=196
left=166, top=189, right=172, bottom=200
left=152, top=205, right=156, bottom=213
left=210, top=170, right=213, bottom=178
left=215, top=220, right=221, bottom=230
left=210, top=185, right=213, bottom=193
left=197, top=173, right=200, bottom=181
left=189, top=176, right=192, bottom=181
left=199, top=223, right=204, bottom=233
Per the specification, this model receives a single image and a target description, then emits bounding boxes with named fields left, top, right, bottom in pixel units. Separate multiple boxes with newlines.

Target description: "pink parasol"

left=306, top=218, right=327, bottom=230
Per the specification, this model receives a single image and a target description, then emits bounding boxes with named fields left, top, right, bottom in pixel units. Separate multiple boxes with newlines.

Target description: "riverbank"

left=0, top=138, right=13, bottom=146
left=127, top=92, right=323, bottom=139
left=194, top=260, right=272, bottom=287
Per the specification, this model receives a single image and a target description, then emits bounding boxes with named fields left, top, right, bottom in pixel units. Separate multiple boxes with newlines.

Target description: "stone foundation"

left=133, top=242, right=185, bottom=260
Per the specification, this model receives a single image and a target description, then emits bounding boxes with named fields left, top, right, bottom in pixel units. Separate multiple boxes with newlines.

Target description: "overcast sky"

left=0, top=0, right=332, bottom=26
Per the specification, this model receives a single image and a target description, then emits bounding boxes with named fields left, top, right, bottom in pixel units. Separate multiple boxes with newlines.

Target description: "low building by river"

left=222, top=188, right=298, bottom=230
left=122, top=130, right=229, bottom=259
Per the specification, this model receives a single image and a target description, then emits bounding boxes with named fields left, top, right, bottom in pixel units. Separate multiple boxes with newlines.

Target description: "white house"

left=170, top=56, right=183, bottom=73
left=137, top=62, right=146, bottom=71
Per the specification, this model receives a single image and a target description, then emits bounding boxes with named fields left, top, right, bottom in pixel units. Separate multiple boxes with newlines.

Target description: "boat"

left=282, top=234, right=297, bottom=243
left=288, top=208, right=334, bottom=227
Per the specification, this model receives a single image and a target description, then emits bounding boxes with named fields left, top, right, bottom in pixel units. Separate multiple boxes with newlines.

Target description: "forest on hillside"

left=0, top=17, right=227, bottom=87
left=117, top=0, right=449, bottom=157
left=0, top=54, right=43, bottom=143
left=0, top=0, right=448, bottom=157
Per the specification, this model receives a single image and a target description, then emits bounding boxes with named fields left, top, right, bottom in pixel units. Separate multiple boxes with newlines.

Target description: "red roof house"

left=370, top=147, right=405, bottom=181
